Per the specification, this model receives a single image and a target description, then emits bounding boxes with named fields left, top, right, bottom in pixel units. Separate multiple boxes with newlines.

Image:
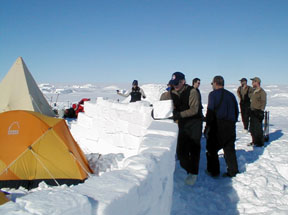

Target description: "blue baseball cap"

left=170, top=72, right=185, bottom=86
left=132, top=80, right=138, bottom=86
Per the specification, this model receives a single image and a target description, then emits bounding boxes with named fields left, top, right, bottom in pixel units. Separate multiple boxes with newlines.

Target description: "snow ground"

left=1, top=83, right=288, bottom=215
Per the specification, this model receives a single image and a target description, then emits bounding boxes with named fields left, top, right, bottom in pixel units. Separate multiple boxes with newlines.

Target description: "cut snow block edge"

left=71, top=120, right=178, bottom=215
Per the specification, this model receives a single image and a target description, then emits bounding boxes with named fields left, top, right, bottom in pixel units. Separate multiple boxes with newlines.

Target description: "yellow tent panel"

left=0, top=191, right=9, bottom=205
left=0, top=110, right=93, bottom=189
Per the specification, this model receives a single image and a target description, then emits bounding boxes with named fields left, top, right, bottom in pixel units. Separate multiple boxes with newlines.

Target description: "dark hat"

left=132, top=80, right=138, bottom=86
left=167, top=80, right=173, bottom=86
left=239, top=78, right=247, bottom=82
left=170, top=72, right=185, bottom=86
left=250, top=77, right=261, bottom=83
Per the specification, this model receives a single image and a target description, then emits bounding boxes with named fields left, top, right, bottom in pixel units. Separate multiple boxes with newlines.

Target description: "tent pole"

left=29, top=148, right=60, bottom=186
left=69, top=152, right=93, bottom=177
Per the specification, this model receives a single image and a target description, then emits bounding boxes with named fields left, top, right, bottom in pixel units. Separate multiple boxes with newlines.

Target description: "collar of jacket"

left=253, top=87, right=262, bottom=94
left=171, top=84, right=189, bottom=96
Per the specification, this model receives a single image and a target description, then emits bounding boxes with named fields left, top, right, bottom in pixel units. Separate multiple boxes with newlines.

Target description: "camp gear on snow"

left=0, top=110, right=93, bottom=190
left=264, top=111, right=269, bottom=142
left=64, top=98, right=90, bottom=118
left=64, top=107, right=77, bottom=118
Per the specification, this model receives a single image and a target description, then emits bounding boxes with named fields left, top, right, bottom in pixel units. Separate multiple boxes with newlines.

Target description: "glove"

left=143, top=96, right=146, bottom=99
left=173, top=110, right=181, bottom=122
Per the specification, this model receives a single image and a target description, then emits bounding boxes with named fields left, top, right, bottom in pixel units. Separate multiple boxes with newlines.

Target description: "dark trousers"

left=206, top=120, right=239, bottom=176
left=177, top=119, right=202, bottom=175
left=240, top=104, right=250, bottom=130
left=250, top=111, right=264, bottom=146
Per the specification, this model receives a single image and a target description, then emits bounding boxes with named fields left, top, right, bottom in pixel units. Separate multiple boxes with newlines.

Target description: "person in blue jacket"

left=204, top=76, right=239, bottom=177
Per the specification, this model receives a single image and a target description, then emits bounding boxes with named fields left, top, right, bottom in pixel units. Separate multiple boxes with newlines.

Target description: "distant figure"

left=170, top=72, right=202, bottom=185
left=192, top=78, right=204, bottom=119
left=160, top=80, right=173, bottom=101
left=63, top=98, right=90, bottom=119
left=237, top=78, right=253, bottom=133
left=117, top=80, right=146, bottom=102
left=205, top=76, right=239, bottom=177
left=248, top=77, right=267, bottom=147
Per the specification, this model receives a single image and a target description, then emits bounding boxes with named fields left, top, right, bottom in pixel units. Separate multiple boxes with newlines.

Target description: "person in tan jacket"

left=170, top=72, right=202, bottom=186
left=160, top=80, right=173, bottom=101
left=248, top=77, right=267, bottom=147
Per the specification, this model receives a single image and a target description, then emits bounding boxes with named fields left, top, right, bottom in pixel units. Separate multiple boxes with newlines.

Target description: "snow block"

left=71, top=99, right=178, bottom=214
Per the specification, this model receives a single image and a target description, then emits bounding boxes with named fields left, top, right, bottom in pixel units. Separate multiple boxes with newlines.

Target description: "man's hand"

left=173, top=110, right=181, bottom=122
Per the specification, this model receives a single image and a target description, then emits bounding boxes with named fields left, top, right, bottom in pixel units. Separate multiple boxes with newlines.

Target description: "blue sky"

left=0, top=0, right=287, bottom=84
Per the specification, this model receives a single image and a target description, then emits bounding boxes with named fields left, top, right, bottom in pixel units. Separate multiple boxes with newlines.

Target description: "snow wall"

left=70, top=98, right=178, bottom=214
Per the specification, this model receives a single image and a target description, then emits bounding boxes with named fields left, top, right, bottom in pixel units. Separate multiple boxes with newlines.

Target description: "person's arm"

left=234, top=96, right=239, bottom=121
left=160, top=92, right=171, bottom=101
left=260, top=89, right=267, bottom=111
left=117, top=89, right=131, bottom=97
left=140, top=88, right=146, bottom=99
left=180, top=89, right=199, bottom=118
left=237, top=87, right=241, bottom=100
left=205, top=93, right=216, bottom=126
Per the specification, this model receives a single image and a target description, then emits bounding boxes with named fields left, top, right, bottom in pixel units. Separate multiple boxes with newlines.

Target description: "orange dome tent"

left=0, top=110, right=93, bottom=189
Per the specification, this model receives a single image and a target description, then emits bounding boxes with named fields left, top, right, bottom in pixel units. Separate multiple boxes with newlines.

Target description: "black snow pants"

left=250, top=110, right=264, bottom=146
left=177, top=118, right=202, bottom=175
left=240, top=103, right=250, bottom=130
left=206, top=119, right=239, bottom=176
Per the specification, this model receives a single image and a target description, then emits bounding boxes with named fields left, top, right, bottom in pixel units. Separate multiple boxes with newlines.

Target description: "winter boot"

left=185, top=173, right=197, bottom=186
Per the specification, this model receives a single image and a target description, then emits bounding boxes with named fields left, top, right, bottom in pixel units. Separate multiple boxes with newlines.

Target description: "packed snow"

left=1, top=82, right=288, bottom=215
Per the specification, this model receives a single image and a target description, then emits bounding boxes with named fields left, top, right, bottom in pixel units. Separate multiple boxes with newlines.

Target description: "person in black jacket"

left=192, top=78, right=204, bottom=119
left=237, top=78, right=253, bottom=133
left=170, top=72, right=203, bottom=185
left=205, top=76, right=239, bottom=177
left=117, top=80, right=146, bottom=102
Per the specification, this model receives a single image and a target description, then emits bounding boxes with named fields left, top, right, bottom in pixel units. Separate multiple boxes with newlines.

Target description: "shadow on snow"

left=171, top=137, right=240, bottom=215
left=237, top=129, right=283, bottom=173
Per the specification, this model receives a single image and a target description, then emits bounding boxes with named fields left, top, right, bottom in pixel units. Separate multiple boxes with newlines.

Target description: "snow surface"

left=1, top=83, right=288, bottom=215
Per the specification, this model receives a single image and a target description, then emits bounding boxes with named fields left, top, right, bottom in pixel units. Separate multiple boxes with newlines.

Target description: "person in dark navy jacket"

left=205, top=76, right=239, bottom=177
